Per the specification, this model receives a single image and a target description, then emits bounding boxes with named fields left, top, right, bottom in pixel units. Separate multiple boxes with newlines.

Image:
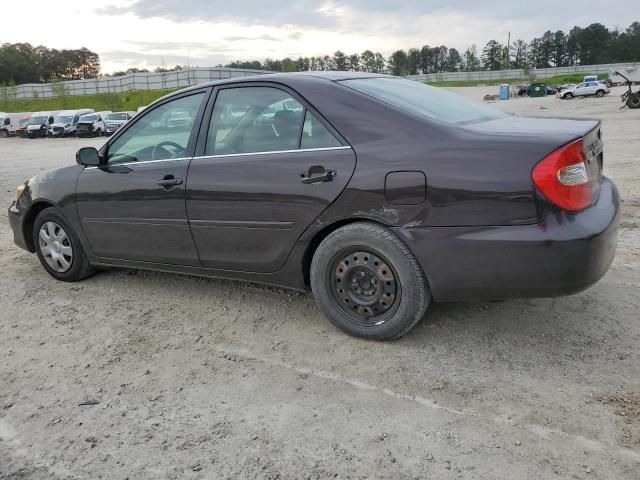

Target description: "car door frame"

left=187, top=80, right=356, bottom=273
left=75, top=86, right=213, bottom=264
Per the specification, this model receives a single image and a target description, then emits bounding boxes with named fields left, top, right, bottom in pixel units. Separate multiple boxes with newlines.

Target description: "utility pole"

left=506, top=31, right=511, bottom=69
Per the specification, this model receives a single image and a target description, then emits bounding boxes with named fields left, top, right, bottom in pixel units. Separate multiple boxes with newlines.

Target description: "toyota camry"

left=9, top=72, right=620, bottom=339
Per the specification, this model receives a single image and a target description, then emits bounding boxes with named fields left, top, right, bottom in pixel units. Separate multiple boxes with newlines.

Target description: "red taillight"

left=532, top=139, right=593, bottom=212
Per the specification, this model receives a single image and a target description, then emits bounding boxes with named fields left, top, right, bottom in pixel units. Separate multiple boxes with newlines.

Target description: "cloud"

left=223, top=34, right=281, bottom=42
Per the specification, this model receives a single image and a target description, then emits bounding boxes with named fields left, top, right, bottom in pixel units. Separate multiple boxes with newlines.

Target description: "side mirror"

left=76, top=147, right=101, bottom=166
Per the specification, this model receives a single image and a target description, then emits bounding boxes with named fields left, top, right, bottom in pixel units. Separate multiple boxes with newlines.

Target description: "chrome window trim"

left=83, top=146, right=352, bottom=170
left=84, top=157, right=191, bottom=170
left=193, top=145, right=352, bottom=161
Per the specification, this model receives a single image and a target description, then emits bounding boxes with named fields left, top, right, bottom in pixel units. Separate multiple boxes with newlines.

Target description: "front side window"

left=107, top=93, right=204, bottom=164
left=339, top=77, right=507, bottom=125
left=206, top=87, right=305, bottom=155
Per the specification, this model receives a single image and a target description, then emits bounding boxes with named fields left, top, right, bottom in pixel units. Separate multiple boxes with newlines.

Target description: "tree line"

left=228, top=21, right=640, bottom=75
left=0, top=43, right=100, bottom=85
left=1, top=20, right=639, bottom=85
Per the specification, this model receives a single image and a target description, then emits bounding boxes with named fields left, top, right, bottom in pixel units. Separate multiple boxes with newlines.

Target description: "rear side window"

left=301, top=111, right=341, bottom=149
left=339, top=77, right=507, bottom=125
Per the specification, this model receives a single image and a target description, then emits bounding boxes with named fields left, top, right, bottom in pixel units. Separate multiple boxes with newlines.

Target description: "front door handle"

left=157, top=176, right=183, bottom=189
left=300, top=165, right=336, bottom=184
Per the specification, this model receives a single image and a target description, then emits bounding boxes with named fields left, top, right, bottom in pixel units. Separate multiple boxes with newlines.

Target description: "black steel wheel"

left=330, top=249, right=400, bottom=324
left=310, top=222, right=430, bottom=340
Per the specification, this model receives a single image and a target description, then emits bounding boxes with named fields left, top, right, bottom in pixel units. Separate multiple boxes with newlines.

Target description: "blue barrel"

left=499, top=84, right=509, bottom=100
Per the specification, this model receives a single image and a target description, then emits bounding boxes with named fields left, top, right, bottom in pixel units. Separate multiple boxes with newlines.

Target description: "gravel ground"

left=1, top=88, right=639, bottom=479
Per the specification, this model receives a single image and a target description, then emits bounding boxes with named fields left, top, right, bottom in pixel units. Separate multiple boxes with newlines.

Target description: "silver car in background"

left=104, top=111, right=136, bottom=135
left=561, top=81, right=611, bottom=99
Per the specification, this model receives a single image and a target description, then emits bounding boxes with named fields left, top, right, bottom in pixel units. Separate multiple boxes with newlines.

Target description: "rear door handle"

left=300, top=166, right=336, bottom=184
left=157, top=176, right=183, bottom=189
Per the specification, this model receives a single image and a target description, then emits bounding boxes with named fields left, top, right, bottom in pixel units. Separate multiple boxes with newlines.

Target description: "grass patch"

left=0, top=89, right=176, bottom=113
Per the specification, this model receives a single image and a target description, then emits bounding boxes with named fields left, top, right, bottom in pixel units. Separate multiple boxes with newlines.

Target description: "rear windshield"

left=80, top=115, right=97, bottom=122
left=339, top=77, right=507, bottom=125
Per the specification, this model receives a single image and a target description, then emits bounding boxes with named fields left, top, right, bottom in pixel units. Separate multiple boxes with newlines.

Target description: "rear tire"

left=595, top=90, right=605, bottom=98
left=310, top=222, right=430, bottom=340
left=33, top=208, right=94, bottom=282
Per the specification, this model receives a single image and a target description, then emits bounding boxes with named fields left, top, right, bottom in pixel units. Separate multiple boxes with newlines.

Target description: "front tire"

left=563, top=92, right=574, bottom=99
left=33, top=208, right=94, bottom=282
left=310, top=222, right=430, bottom=340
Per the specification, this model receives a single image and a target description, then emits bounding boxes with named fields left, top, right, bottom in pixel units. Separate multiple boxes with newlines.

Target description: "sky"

left=3, top=1, right=635, bottom=73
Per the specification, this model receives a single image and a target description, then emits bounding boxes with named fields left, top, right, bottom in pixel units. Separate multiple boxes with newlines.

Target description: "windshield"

left=28, top=116, right=48, bottom=125
left=54, top=116, right=74, bottom=123
left=339, top=77, right=507, bottom=125
left=107, top=113, right=128, bottom=121
left=80, top=115, right=97, bottom=122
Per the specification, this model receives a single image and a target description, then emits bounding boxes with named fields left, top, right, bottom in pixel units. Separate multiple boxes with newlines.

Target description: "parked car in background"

left=1, top=113, right=29, bottom=137
left=104, top=111, right=136, bottom=135
left=559, top=83, right=576, bottom=92
left=15, top=116, right=31, bottom=138
left=8, top=73, right=619, bottom=340
left=76, top=113, right=106, bottom=137
left=49, top=109, right=94, bottom=137
left=26, top=112, right=56, bottom=138
left=561, top=81, right=610, bottom=99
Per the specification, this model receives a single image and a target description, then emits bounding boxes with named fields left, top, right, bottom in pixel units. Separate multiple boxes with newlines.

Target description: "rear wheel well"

left=23, top=201, right=54, bottom=252
left=302, top=219, right=387, bottom=287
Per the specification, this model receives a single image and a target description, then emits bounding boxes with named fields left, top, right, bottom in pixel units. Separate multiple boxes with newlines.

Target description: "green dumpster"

left=529, top=82, right=547, bottom=97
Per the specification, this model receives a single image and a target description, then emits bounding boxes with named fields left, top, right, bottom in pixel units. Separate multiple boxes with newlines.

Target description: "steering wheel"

left=151, top=141, right=185, bottom=160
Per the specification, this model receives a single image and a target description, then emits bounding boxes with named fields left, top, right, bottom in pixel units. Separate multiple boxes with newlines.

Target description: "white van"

left=1, top=112, right=30, bottom=137
left=49, top=109, right=94, bottom=137
left=26, top=111, right=56, bottom=138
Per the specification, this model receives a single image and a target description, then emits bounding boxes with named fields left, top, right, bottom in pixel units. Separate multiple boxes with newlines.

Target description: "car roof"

left=150, top=71, right=388, bottom=107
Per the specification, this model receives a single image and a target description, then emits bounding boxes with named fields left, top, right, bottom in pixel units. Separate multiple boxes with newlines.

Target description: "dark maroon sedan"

left=9, top=72, right=619, bottom=339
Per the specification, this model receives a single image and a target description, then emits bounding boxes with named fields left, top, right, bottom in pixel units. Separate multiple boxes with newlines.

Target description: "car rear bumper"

left=394, top=178, right=620, bottom=302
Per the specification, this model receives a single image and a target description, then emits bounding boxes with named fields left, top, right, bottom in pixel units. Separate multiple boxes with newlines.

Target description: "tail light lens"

left=532, top=139, right=593, bottom=212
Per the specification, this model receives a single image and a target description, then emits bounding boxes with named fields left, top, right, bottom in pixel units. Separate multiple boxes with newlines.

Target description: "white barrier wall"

left=0, top=67, right=269, bottom=100
left=2, top=63, right=639, bottom=100
left=406, top=62, right=640, bottom=83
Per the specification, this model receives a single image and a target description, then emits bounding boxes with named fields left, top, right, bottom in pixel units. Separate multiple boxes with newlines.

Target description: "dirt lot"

left=1, top=88, right=639, bottom=479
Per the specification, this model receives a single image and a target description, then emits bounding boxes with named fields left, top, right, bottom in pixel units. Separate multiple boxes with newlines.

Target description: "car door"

left=574, top=83, right=587, bottom=96
left=75, top=90, right=207, bottom=265
left=187, top=84, right=357, bottom=273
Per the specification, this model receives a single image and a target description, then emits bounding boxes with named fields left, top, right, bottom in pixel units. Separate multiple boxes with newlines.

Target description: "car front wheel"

left=563, top=92, right=574, bottom=99
left=33, top=208, right=94, bottom=282
left=310, top=222, right=430, bottom=340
